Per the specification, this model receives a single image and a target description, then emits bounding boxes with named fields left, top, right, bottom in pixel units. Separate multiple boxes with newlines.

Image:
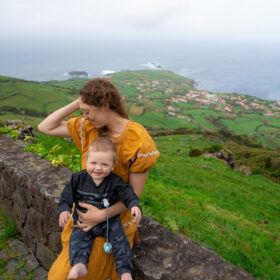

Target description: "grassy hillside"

left=1, top=129, right=278, bottom=279
left=0, top=76, right=76, bottom=116
left=0, top=70, right=279, bottom=182
left=1, top=70, right=279, bottom=148
left=144, top=134, right=280, bottom=280
left=0, top=70, right=280, bottom=278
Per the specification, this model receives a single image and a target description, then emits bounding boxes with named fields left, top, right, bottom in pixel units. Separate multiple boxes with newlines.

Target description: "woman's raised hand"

left=37, top=98, right=80, bottom=137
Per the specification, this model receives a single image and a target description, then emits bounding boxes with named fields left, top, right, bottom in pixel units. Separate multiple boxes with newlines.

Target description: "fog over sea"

left=1, top=40, right=279, bottom=101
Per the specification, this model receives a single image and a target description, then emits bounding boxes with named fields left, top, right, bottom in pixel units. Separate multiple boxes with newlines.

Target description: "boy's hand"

left=131, top=206, right=142, bottom=224
left=59, top=211, right=71, bottom=228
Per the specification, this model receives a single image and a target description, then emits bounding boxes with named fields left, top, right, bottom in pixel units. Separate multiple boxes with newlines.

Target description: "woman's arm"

left=37, top=99, right=80, bottom=137
left=128, top=172, right=149, bottom=197
left=77, top=172, right=149, bottom=231
left=77, top=201, right=126, bottom=231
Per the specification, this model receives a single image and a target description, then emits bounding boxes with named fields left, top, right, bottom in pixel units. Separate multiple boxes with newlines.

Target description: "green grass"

left=170, top=101, right=194, bottom=109
left=1, top=126, right=280, bottom=279
left=131, top=111, right=191, bottom=129
left=147, top=91, right=166, bottom=98
left=25, top=132, right=82, bottom=172
left=1, top=71, right=280, bottom=279
left=0, top=209, right=18, bottom=249
left=142, top=135, right=280, bottom=280
left=0, top=113, right=44, bottom=126
left=222, top=114, right=267, bottom=135
left=118, top=85, right=138, bottom=95
left=44, top=78, right=89, bottom=90
left=256, top=134, right=280, bottom=149
left=149, top=100, right=165, bottom=108
left=182, top=109, right=221, bottom=131
left=111, top=69, right=195, bottom=84
left=0, top=76, right=76, bottom=114
left=264, top=117, right=280, bottom=128
left=257, top=126, right=280, bottom=133
left=1, top=72, right=279, bottom=149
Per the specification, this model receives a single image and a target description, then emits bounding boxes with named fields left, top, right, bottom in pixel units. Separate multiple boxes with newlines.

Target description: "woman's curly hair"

left=79, top=78, right=128, bottom=119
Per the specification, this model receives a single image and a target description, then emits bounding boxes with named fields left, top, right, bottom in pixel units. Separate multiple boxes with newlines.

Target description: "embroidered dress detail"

left=79, top=117, right=85, bottom=151
left=122, top=219, right=137, bottom=228
left=136, top=150, right=159, bottom=158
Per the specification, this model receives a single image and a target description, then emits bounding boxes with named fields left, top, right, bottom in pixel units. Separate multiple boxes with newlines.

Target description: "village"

left=119, top=78, right=280, bottom=117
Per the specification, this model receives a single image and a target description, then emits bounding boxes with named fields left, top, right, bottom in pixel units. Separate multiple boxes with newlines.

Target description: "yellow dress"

left=48, top=117, right=159, bottom=280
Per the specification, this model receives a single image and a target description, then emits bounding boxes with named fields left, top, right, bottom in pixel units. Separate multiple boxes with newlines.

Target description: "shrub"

left=189, top=149, right=202, bottom=157
left=203, top=144, right=222, bottom=153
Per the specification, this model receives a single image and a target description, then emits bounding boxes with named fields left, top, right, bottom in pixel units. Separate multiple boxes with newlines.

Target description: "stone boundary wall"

left=0, top=135, right=255, bottom=279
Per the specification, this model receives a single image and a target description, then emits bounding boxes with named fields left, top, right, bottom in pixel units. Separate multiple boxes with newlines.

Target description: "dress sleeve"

left=124, top=123, right=160, bottom=173
left=67, top=117, right=83, bottom=151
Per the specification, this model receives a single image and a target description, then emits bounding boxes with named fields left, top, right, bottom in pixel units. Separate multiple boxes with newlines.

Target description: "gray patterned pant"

left=69, top=217, right=132, bottom=276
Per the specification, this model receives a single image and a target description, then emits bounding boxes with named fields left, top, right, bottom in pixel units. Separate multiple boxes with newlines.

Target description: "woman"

left=38, top=78, right=159, bottom=280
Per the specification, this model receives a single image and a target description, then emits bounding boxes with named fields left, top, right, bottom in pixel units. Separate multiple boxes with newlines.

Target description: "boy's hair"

left=87, top=137, right=117, bottom=163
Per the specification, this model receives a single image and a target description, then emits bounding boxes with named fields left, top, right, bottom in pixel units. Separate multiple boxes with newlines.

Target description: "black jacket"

left=58, top=170, right=140, bottom=221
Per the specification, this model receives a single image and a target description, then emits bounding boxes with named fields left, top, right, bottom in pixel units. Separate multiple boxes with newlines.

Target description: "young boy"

left=58, top=137, right=142, bottom=280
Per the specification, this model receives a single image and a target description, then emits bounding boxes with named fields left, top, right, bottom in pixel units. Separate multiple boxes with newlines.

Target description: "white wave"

left=140, top=62, right=162, bottom=70
left=101, top=70, right=116, bottom=75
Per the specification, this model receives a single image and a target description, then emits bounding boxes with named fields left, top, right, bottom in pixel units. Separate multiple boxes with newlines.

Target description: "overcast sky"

left=1, top=0, right=280, bottom=44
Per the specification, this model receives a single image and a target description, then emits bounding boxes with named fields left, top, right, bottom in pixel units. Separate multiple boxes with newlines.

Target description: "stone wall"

left=0, top=135, right=71, bottom=268
left=0, top=135, right=255, bottom=279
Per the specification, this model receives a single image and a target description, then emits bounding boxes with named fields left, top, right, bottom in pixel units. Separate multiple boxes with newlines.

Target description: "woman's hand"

left=76, top=202, right=105, bottom=232
left=37, top=98, right=80, bottom=137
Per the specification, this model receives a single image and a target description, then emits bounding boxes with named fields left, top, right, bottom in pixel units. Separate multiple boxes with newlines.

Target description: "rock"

left=33, top=267, right=48, bottom=280
left=0, top=249, right=8, bottom=259
left=5, top=119, right=34, bottom=140
left=36, top=241, right=56, bottom=269
left=133, top=216, right=255, bottom=280
left=270, top=158, right=280, bottom=169
left=162, top=257, right=172, bottom=269
left=5, top=259, right=17, bottom=273
left=15, top=271, right=27, bottom=280
left=68, top=71, right=88, bottom=77
left=204, top=148, right=236, bottom=168
left=9, top=240, right=30, bottom=256
left=215, top=148, right=235, bottom=168
left=235, top=165, right=252, bottom=176
left=17, top=126, right=34, bottom=140
left=6, top=119, right=23, bottom=128
left=22, top=254, right=39, bottom=272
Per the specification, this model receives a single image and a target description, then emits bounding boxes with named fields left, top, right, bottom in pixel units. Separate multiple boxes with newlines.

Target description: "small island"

left=68, top=71, right=88, bottom=77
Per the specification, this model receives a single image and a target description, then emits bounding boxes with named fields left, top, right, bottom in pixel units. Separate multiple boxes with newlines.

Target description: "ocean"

left=1, top=40, right=279, bottom=101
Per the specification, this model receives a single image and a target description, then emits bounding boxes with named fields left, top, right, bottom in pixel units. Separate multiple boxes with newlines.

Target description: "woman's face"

left=79, top=99, right=108, bottom=128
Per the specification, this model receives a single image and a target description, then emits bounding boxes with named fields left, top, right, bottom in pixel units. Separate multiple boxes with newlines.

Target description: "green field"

left=1, top=131, right=278, bottom=279
left=0, top=77, right=76, bottom=115
left=0, top=70, right=280, bottom=279
left=145, top=135, right=280, bottom=280
left=0, top=71, right=279, bottom=149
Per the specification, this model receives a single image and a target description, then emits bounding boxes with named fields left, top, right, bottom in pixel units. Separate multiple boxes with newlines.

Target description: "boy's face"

left=86, top=150, right=114, bottom=181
